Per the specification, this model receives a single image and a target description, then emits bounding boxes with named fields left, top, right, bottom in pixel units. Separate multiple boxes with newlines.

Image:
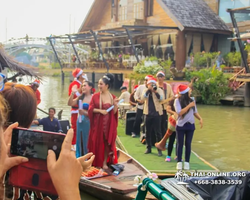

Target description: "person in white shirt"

left=131, top=75, right=154, bottom=138
left=118, top=86, right=130, bottom=103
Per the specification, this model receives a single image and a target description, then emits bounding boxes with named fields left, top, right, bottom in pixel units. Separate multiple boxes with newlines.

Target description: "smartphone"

left=10, top=128, right=65, bottom=160
left=9, top=128, right=66, bottom=195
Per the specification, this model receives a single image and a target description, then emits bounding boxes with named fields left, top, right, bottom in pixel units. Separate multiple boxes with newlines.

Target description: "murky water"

left=19, top=76, right=250, bottom=198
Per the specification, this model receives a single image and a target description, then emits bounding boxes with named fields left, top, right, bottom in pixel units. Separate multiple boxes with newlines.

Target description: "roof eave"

left=78, top=0, right=96, bottom=33
left=184, top=27, right=232, bottom=35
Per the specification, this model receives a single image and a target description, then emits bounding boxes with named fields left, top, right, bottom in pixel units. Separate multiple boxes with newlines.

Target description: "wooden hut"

left=78, top=0, right=231, bottom=70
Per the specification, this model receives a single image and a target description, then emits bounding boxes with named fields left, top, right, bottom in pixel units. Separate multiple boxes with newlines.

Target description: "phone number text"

left=194, top=179, right=242, bottom=185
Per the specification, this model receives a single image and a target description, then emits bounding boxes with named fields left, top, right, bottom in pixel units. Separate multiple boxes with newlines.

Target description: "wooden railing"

left=229, top=68, right=246, bottom=91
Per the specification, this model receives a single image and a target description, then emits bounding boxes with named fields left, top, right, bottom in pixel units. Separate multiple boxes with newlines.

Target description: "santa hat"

left=145, top=75, right=154, bottom=80
left=72, top=68, right=83, bottom=78
left=177, top=84, right=190, bottom=94
left=147, top=77, right=157, bottom=85
left=32, top=79, right=40, bottom=86
left=156, top=71, right=165, bottom=77
left=134, top=85, right=139, bottom=91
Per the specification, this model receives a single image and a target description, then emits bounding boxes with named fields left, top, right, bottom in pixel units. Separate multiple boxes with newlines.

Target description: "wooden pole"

left=244, top=82, right=250, bottom=107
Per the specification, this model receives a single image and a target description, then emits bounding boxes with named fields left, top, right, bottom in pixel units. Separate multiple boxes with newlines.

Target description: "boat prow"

left=79, top=148, right=155, bottom=200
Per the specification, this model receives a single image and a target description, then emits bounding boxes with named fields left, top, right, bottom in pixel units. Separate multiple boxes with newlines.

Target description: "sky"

left=0, top=0, right=94, bottom=42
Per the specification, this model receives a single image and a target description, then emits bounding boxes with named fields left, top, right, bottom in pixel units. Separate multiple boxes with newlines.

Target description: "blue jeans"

left=176, top=123, right=195, bottom=162
left=216, top=60, right=221, bottom=69
left=76, top=116, right=90, bottom=158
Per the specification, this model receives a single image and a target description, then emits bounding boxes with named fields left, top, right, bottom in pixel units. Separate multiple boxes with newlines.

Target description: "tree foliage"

left=185, top=68, right=231, bottom=104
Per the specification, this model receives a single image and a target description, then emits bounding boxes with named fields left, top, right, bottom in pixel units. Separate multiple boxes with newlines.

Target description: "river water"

left=20, top=76, right=250, bottom=198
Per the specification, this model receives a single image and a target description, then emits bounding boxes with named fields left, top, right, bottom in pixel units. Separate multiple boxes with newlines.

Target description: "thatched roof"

left=0, top=44, right=41, bottom=79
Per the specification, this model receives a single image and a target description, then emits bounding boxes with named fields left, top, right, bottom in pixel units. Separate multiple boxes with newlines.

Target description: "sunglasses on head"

left=0, top=73, right=7, bottom=92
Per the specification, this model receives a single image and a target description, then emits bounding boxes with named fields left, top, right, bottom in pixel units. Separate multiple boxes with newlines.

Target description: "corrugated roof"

left=159, top=0, right=231, bottom=32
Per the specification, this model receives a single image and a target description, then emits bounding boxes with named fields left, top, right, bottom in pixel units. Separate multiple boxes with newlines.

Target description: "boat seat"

left=59, top=120, right=70, bottom=134
left=161, top=178, right=204, bottom=200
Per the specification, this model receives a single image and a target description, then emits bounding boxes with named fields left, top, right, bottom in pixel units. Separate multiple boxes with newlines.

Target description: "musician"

left=118, top=86, right=130, bottom=103
left=68, top=68, right=88, bottom=146
left=131, top=75, right=153, bottom=138
left=156, top=71, right=174, bottom=138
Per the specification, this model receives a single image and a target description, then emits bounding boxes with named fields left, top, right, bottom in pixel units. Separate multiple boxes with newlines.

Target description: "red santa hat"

left=177, top=84, right=190, bottom=94
left=72, top=68, right=83, bottom=78
left=147, top=77, right=157, bottom=85
left=32, top=79, right=40, bottom=86
left=156, top=71, right=165, bottom=77
left=134, top=85, right=139, bottom=91
left=145, top=75, right=154, bottom=80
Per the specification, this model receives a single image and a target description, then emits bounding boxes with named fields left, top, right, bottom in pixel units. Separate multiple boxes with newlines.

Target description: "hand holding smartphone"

left=9, top=128, right=66, bottom=195
left=10, top=128, right=65, bottom=160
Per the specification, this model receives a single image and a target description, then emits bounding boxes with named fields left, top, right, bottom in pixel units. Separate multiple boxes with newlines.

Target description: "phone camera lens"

left=53, top=145, right=57, bottom=151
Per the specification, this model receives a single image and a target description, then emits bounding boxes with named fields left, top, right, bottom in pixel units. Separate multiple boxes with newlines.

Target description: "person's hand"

left=199, top=118, right=203, bottom=128
left=78, top=153, right=95, bottom=172
left=189, top=101, right=195, bottom=108
left=47, top=129, right=92, bottom=200
left=78, top=109, right=85, bottom=116
left=114, top=98, right=119, bottom=107
left=71, top=85, right=78, bottom=93
left=147, top=84, right=153, bottom=91
left=100, top=110, right=108, bottom=115
left=0, top=122, right=29, bottom=179
left=138, top=99, right=144, bottom=104
left=174, top=113, right=178, bottom=120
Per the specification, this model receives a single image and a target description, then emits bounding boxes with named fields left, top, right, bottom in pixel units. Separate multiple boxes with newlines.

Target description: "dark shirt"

left=129, top=92, right=136, bottom=107
left=38, top=117, right=62, bottom=132
left=146, top=90, right=160, bottom=117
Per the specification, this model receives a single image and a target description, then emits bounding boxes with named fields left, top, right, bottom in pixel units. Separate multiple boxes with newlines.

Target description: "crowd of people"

left=117, top=70, right=203, bottom=171
left=0, top=66, right=203, bottom=199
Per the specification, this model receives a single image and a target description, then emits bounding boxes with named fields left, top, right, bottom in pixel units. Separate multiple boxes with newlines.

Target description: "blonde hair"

left=0, top=94, right=8, bottom=127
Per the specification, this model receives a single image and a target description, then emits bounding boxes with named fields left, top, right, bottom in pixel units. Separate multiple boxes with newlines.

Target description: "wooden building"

left=78, top=0, right=231, bottom=70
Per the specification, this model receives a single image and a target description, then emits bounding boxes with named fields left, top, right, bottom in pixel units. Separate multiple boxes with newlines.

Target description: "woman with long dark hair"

left=68, top=81, right=95, bottom=158
left=88, top=73, right=119, bottom=170
left=174, top=84, right=203, bottom=170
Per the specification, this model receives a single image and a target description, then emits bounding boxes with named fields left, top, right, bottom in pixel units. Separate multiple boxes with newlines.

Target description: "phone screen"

left=11, top=128, right=65, bottom=160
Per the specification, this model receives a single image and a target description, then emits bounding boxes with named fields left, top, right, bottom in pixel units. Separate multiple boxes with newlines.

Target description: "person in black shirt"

left=141, top=77, right=164, bottom=156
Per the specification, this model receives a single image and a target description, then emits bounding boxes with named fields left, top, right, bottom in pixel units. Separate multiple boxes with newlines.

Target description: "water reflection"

left=23, top=76, right=250, bottom=172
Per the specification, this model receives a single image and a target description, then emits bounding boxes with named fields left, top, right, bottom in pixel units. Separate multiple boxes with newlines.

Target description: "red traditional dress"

left=68, top=79, right=82, bottom=145
left=88, top=92, right=118, bottom=168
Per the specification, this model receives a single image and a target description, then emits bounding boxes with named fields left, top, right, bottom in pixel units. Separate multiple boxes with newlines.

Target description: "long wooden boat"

left=79, top=148, right=155, bottom=200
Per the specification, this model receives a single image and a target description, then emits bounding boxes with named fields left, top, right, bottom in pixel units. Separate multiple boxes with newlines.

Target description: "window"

left=219, top=0, right=250, bottom=23
left=146, top=0, right=153, bottom=17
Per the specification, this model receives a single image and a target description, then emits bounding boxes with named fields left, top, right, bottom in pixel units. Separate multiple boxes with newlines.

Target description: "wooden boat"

left=79, top=148, right=156, bottom=200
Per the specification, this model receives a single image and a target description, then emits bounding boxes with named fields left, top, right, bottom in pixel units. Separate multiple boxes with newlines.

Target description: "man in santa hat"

left=68, top=68, right=88, bottom=146
left=29, top=79, right=41, bottom=105
left=131, top=75, right=153, bottom=138
left=141, top=77, right=164, bottom=156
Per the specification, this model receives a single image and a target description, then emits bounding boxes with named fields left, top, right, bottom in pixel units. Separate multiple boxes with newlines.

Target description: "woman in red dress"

left=88, top=73, right=119, bottom=170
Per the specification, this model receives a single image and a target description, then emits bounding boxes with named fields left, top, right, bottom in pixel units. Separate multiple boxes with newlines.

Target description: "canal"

left=21, top=76, right=250, bottom=198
